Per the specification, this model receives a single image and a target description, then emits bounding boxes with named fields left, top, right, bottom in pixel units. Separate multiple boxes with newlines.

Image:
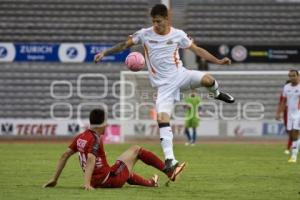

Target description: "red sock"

left=287, top=136, right=292, bottom=150
left=138, top=148, right=165, bottom=171
left=127, top=173, right=154, bottom=187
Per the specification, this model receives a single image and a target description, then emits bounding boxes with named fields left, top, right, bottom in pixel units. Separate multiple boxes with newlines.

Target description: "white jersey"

left=130, top=27, right=193, bottom=87
left=283, top=83, right=300, bottom=117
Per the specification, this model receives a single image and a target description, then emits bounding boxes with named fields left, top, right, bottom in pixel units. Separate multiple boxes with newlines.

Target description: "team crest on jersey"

left=77, top=138, right=87, bottom=151
left=166, top=40, right=174, bottom=45
left=149, top=40, right=158, bottom=44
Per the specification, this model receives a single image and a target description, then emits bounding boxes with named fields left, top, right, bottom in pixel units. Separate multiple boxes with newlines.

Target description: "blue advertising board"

left=262, top=122, right=286, bottom=136
left=85, top=44, right=129, bottom=62
left=15, top=44, right=59, bottom=61
left=0, top=43, right=129, bottom=63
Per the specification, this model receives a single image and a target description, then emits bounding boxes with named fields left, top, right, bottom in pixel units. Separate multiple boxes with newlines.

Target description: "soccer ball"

left=125, top=52, right=145, bottom=71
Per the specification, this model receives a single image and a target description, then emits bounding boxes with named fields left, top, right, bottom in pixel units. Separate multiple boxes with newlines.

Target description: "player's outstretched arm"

left=94, top=37, right=135, bottom=63
left=188, top=43, right=231, bottom=65
left=83, top=153, right=96, bottom=191
left=43, top=148, right=75, bottom=188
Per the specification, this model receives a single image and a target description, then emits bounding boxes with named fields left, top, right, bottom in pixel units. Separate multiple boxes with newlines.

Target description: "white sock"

left=159, top=126, right=175, bottom=160
left=207, top=80, right=220, bottom=97
left=291, top=140, right=299, bottom=159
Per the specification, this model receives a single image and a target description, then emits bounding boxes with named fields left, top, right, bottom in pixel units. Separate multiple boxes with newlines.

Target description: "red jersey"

left=69, top=129, right=110, bottom=184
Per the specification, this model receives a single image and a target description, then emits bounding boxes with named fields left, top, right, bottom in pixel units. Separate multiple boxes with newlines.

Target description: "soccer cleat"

left=214, top=92, right=235, bottom=103
left=284, top=150, right=290, bottom=155
left=288, top=157, right=297, bottom=163
left=168, top=162, right=186, bottom=182
left=150, top=174, right=159, bottom=187
left=163, top=159, right=179, bottom=173
left=185, top=142, right=190, bottom=146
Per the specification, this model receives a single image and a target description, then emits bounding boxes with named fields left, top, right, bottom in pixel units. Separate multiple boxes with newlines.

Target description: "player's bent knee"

left=157, top=112, right=170, bottom=123
left=130, top=145, right=141, bottom=154
left=201, top=74, right=215, bottom=87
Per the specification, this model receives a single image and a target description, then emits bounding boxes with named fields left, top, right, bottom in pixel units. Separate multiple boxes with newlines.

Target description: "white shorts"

left=287, top=112, right=300, bottom=131
left=156, top=69, right=206, bottom=115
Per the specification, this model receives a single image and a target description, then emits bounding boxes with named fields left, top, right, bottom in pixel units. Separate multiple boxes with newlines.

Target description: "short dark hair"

left=289, top=69, right=299, bottom=76
left=89, top=109, right=106, bottom=125
left=150, top=4, right=168, bottom=18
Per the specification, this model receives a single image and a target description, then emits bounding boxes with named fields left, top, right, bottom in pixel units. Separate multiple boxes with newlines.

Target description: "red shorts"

left=93, top=160, right=130, bottom=188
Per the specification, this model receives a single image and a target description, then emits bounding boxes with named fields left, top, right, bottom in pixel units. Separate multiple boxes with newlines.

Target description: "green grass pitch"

left=0, top=142, right=299, bottom=200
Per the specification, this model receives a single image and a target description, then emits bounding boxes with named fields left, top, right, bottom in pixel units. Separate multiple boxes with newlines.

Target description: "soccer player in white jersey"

left=276, top=70, right=300, bottom=163
left=94, top=4, right=235, bottom=172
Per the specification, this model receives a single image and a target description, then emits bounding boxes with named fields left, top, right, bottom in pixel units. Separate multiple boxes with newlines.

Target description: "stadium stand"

left=0, top=0, right=298, bottom=121
left=0, top=0, right=154, bottom=43
left=0, top=0, right=160, bottom=119
left=184, top=0, right=300, bottom=45
left=0, top=62, right=123, bottom=118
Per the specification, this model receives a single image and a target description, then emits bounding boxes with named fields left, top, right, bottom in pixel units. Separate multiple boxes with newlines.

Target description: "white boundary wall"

left=0, top=119, right=123, bottom=143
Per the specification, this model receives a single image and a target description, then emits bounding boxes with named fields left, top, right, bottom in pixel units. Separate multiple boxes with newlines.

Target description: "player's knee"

left=201, top=74, right=215, bottom=87
left=157, top=112, right=170, bottom=123
left=130, top=145, right=141, bottom=155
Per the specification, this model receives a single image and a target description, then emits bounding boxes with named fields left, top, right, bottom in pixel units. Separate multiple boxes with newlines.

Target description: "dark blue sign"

left=85, top=44, right=129, bottom=62
left=1, top=43, right=129, bottom=62
left=262, top=122, right=286, bottom=136
left=15, top=44, right=59, bottom=61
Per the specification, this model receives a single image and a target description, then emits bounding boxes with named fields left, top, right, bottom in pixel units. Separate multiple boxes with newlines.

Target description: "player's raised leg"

left=201, top=74, right=235, bottom=103
left=181, top=70, right=235, bottom=104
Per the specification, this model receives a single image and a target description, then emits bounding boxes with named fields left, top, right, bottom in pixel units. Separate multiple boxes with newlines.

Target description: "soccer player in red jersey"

left=43, top=109, right=185, bottom=190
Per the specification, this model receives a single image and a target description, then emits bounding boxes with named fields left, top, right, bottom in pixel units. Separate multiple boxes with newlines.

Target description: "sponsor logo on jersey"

left=166, top=40, right=174, bottom=45
left=149, top=40, right=158, bottom=44
left=77, top=138, right=87, bottom=151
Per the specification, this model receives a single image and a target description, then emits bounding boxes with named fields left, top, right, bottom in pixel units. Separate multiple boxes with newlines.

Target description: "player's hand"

left=84, top=184, right=95, bottom=191
left=275, top=113, right=281, bottom=121
left=43, top=179, right=57, bottom=188
left=219, top=57, right=231, bottom=65
left=94, top=52, right=105, bottom=63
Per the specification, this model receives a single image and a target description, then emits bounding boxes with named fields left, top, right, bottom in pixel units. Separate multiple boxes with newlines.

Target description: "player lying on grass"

left=43, top=109, right=185, bottom=190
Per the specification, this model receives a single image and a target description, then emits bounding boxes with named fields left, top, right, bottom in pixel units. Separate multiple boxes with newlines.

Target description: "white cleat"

left=151, top=174, right=159, bottom=187
left=284, top=150, right=290, bottom=155
left=288, top=157, right=297, bottom=163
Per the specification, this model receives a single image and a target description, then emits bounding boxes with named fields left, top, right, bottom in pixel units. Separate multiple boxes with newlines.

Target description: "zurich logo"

left=0, top=46, right=8, bottom=58
left=66, top=47, right=78, bottom=59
